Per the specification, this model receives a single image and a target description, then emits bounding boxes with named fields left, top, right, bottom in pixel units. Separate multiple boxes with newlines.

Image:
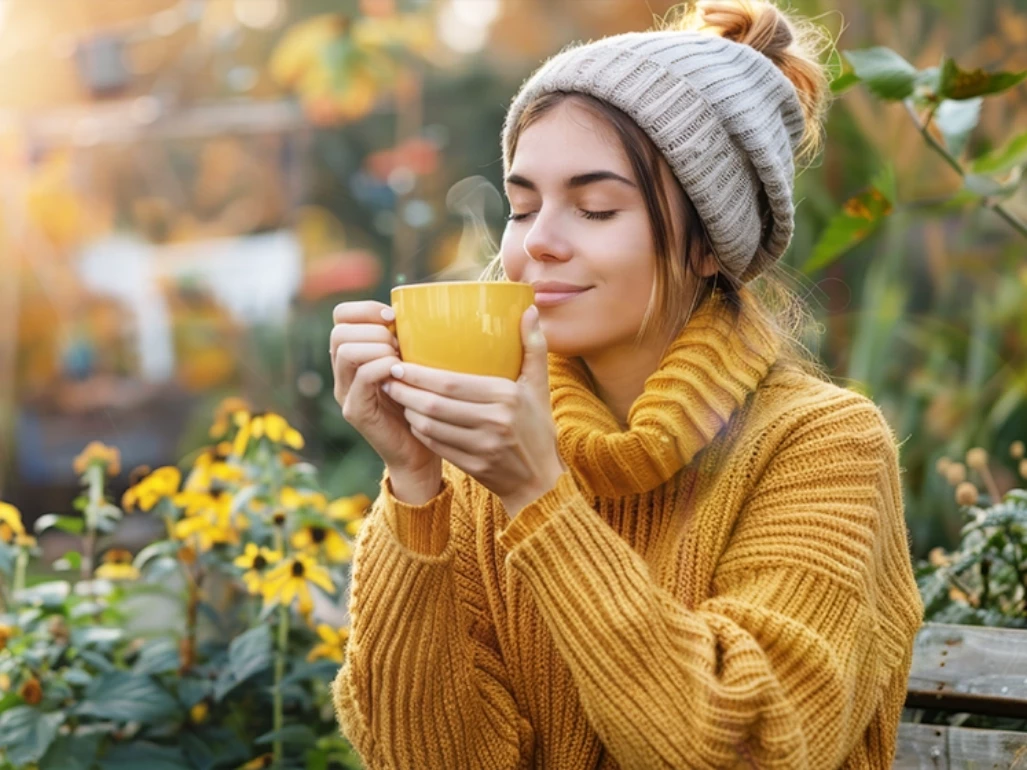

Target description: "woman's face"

left=501, top=100, right=679, bottom=358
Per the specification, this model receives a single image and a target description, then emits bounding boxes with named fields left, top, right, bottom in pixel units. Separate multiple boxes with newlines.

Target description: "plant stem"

left=273, top=602, right=290, bottom=768
left=13, top=549, right=27, bottom=596
left=904, top=100, right=1027, bottom=239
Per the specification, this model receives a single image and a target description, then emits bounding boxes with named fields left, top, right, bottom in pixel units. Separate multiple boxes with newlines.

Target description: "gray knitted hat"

left=501, top=31, right=806, bottom=283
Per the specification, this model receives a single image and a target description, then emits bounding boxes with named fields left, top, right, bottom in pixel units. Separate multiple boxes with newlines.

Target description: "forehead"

left=508, top=100, right=630, bottom=177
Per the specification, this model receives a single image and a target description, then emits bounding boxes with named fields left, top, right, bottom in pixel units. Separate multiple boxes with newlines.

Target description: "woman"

left=329, top=2, right=923, bottom=768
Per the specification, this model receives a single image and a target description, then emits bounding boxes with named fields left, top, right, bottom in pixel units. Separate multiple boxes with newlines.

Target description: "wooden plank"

left=907, top=623, right=1027, bottom=717
left=895, top=723, right=1027, bottom=768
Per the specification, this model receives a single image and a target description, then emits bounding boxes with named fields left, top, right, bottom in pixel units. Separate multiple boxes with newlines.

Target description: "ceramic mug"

left=390, top=281, right=535, bottom=380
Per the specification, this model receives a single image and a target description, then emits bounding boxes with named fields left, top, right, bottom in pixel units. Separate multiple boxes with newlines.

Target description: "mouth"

left=533, top=287, right=592, bottom=308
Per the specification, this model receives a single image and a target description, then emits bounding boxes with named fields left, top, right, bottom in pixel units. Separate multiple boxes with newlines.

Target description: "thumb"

left=518, top=304, right=549, bottom=393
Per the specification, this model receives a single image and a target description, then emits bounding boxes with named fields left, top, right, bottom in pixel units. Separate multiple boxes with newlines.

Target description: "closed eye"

left=506, top=209, right=619, bottom=222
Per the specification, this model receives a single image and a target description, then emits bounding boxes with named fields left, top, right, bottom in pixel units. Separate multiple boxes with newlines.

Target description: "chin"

left=539, top=322, right=601, bottom=359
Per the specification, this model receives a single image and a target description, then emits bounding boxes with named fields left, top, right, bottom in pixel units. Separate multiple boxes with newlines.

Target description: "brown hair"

left=483, top=0, right=835, bottom=378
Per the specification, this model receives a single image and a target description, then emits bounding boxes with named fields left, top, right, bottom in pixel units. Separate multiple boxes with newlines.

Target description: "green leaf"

left=0, top=707, right=66, bottom=766
left=53, top=551, right=82, bottom=572
left=938, top=57, right=1027, bottom=100
left=0, top=542, right=15, bottom=575
left=72, top=496, right=88, bottom=513
left=829, top=71, right=860, bottom=94
left=963, top=169, right=1023, bottom=199
left=180, top=727, right=249, bottom=770
left=75, top=671, right=181, bottom=724
left=933, top=98, right=982, bottom=157
left=39, top=732, right=102, bottom=770
left=132, top=540, right=179, bottom=571
left=133, top=638, right=180, bottom=675
left=214, top=624, right=273, bottom=701
left=256, top=724, right=319, bottom=746
left=71, top=627, right=123, bottom=649
left=176, top=678, right=213, bottom=709
left=802, top=176, right=894, bottom=274
left=98, top=741, right=190, bottom=770
left=34, top=514, right=85, bottom=536
left=842, top=47, right=918, bottom=100
left=75, top=650, right=116, bottom=673
left=14, top=580, right=71, bottom=609
left=971, top=131, right=1027, bottom=175
left=62, top=668, right=92, bottom=687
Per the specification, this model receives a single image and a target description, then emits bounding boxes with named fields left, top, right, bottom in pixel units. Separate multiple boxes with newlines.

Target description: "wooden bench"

left=895, top=622, right=1027, bottom=768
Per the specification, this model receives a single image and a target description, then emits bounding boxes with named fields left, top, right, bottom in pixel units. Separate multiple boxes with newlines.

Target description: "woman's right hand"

left=331, top=301, right=442, bottom=486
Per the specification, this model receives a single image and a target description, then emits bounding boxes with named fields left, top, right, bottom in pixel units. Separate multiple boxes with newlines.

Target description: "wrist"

left=388, top=463, right=443, bottom=506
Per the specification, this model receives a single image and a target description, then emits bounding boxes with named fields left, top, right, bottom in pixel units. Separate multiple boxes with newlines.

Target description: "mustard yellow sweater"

left=333, top=291, right=924, bottom=769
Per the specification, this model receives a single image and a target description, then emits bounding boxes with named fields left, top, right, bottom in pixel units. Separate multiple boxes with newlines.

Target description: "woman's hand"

left=382, top=305, right=567, bottom=517
left=330, top=301, right=442, bottom=488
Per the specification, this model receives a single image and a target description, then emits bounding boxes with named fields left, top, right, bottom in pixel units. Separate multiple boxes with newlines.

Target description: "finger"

left=385, top=380, right=501, bottom=429
left=333, top=300, right=396, bottom=327
left=333, top=345, right=399, bottom=400
left=390, top=362, right=515, bottom=404
left=339, top=353, right=403, bottom=420
left=403, top=408, right=482, bottom=452
left=409, top=424, right=483, bottom=472
left=330, top=324, right=398, bottom=361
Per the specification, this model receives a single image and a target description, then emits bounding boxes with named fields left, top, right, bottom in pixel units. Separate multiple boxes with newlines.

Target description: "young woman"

left=329, top=2, right=923, bottom=767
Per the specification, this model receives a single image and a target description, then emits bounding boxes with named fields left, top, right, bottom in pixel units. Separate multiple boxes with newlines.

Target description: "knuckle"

left=440, top=379, right=460, bottom=398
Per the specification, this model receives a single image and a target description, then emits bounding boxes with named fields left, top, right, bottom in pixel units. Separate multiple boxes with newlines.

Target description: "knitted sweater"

left=332, top=291, right=924, bottom=769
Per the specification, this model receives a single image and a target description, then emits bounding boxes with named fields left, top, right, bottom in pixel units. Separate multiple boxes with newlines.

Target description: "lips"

left=533, top=287, right=592, bottom=307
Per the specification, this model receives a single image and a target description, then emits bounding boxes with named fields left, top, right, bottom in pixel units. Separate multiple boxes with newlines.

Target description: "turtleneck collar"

left=546, top=289, right=780, bottom=497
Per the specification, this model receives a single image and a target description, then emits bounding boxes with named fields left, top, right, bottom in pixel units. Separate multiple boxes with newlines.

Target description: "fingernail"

left=381, top=307, right=396, bottom=322
left=391, top=364, right=404, bottom=379
left=381, top=382, right=391, bottom=395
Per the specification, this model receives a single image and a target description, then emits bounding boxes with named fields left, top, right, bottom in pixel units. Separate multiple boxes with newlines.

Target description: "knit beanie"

left=501, top=29, right=806, bottom=283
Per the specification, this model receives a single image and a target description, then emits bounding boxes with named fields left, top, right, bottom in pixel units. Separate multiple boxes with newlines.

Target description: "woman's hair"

left=483, top=0, right=836, bottom=380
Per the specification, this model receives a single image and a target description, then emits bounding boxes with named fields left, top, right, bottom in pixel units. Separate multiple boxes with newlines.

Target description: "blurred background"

left=0, top=0, right=1025, bottom=563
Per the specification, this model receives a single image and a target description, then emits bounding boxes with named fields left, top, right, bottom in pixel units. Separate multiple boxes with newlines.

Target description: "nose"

left=522, top=208, right=573, bottom=263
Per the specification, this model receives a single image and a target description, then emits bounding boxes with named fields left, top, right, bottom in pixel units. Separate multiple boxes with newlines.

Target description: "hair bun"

left=694, top=0, right=793, bottom=63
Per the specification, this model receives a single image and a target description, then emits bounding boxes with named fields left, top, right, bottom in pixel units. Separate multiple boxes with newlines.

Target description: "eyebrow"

left=505, top=170, right=637, bottom=191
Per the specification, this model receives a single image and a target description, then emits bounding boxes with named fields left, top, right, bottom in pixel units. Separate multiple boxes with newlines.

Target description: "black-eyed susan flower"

left=209, top=396, right=252, bottom=439
left=122, top=466, right=181, bottom=512
left=231, top=411, right=304, bottom=457
left=261, top=553, right=334, bottom=615
left=95, top=548, right=140, bottom=581
left=183, top=446, right=245, bottom=494
left=327, top=493, right=371, bottom=537
left=291, top=524, right=351, bottom=563
left=0, top=502, right=35, bottom=547
left=73, top=441, right=121, bottom=477
left=307, top=624, right=349, bottom=663
left=173, top=491, right=243, bottom=551
left=233, top=543, right=283, bottom=594
left=280, top=486, right=327, bottom=514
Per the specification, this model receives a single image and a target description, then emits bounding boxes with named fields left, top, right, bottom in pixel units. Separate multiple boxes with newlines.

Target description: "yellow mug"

left=390, top=281, right=535, bottom=380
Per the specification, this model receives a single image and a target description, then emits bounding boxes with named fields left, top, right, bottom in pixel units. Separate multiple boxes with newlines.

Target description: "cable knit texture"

left=333, top=290, right=924, bottom=769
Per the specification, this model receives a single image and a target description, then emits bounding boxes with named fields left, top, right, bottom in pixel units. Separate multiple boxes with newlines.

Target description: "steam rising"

left=433, top=175, right=505, bottom=281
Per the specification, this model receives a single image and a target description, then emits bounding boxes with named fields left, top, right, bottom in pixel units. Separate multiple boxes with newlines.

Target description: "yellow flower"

left=956, top=481, right=979, bottom=507
left=233, top=543, right=283, bottom=594
left=261, top=554, right=334, bottom=615
left=0, top=624, right=16, bottom=651
left=232, top=411, right=304, bottom=457
left=0, top=503, right=35, bottom=547
left=327, top=493, right=371, bottom=537
left=123, top=466, right=181, bottom=512
left=95, top=548, right=140, bottom=581
left=292, top=524, right=352, bottom=563
left=73, top=441, right=121, bottom=477
left=240, top=754, right=274, bottom=770
left=173, top=492, right=242, bottom=551
left=190, top=701, right=209, bottom=724
left=184, top=446, right=245, bottom=493
left=965, top=447, right=989, bottom=470
left=281, top=487, right=327, bottom=513
left=307, top=623, right=349, bottom=663
left=210, top=397, right=252, bottom=438
left=0, top=673, right=10, bottom=691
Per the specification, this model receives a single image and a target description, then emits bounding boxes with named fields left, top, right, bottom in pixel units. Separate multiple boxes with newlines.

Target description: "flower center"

left=291, top=560, right=305, bottom=578
left=253, top=555, right=267, bottom=570
left=311, top=527, right=327, bottom=544
left=272, top=512, right=286, bottom=526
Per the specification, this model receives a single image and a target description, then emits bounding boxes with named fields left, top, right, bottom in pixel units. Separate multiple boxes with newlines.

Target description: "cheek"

left=499, top=228, right=526, bottom=281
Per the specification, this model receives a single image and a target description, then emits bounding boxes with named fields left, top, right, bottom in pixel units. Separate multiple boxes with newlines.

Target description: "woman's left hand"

left=381, top=305, right=567, bottom=518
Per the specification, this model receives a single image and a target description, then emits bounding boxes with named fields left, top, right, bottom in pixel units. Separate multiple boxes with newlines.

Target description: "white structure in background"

left=77, top=229, right=302, bottom=382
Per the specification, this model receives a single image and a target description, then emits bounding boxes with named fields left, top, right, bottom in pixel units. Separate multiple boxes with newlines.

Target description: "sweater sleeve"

left=333, top=464, right=534, bottom=769
left=496, top=401, right=924, bottom=769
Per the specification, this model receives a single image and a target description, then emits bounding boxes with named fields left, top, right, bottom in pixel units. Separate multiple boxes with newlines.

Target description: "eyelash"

left=506, top=209, right=618, bottom=223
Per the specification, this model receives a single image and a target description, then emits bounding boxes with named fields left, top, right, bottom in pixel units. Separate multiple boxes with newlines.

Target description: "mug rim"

left=390, top=280, right=532, bottom=293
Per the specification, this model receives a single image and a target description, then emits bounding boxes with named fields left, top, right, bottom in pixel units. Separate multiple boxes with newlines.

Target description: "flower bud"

left=935, top=457, right=952, bottom=476
left=955, top=481, right=979, bottom=507
left=966, top=447, right=988, bottom=470
left=945, top=462, right=967, bottom=486
left=1011, top=440, right=1025, bottom=460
